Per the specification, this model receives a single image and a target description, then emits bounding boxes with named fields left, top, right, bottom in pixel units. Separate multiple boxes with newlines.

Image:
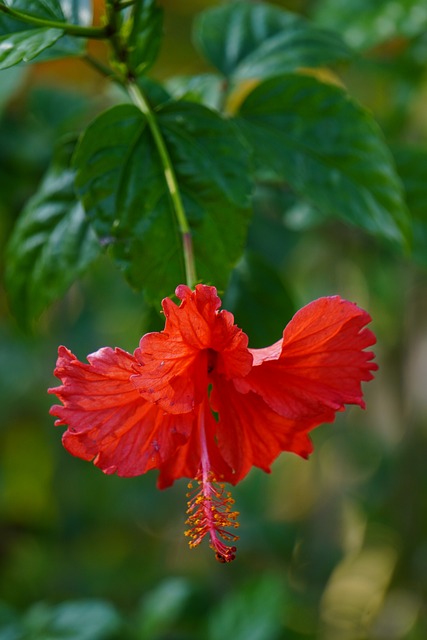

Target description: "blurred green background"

left=1, top=0, right=427, bottom=638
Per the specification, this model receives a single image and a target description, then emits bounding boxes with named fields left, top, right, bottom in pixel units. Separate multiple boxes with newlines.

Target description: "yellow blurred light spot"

left=320, top=543, right=398, bottom=639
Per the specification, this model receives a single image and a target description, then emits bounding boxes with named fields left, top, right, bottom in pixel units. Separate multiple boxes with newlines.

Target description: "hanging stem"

left=126, top=81, right=197, bottom=288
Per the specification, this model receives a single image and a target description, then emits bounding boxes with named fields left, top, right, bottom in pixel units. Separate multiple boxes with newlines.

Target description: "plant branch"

left=126, top=81, right=197, bottom=289
left=0, top=4, right=109, bottom=39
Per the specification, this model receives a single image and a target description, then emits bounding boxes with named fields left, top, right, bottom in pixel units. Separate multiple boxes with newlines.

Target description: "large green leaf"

left=73, top=101, right=252, bottom=306
left=194, top=1, right=353, bottom=81
left=313, top=0, right=427, bottom=50
left=0, top=27, right=63, bottom=69
left=236, top=74, right=411, bottom=246
left=393, top=145, right=427, bottom=267
left=125, top=0, right=163, bottom=76
left=5, top=139, right=101, bottom=326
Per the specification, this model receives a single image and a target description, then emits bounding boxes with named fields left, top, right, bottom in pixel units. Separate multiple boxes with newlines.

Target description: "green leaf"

left=224, top=251, right=295, bottom=348
left=194, top=1, right=353, bottom=81
left=166, top=73, right=224, bottom=110
left=0, top=0, right=92, bottom=63
left=5, top=138, right=101, bottom=327
left=313, top=0, right=427, bottom=50
left=73, top=101, right=252, bottom=306
left=393, top=145, right=427, bottom=267
left=208, top=574, right=287, bottom=640
left=0, top=27, right=64, bottom=69
left=125, top=0, right=163, bottom=76
left=236, top=74, right=411, bottom=246
left=0, top=65, right=27, bottom=113
left=4, top=0, right=65, bottom=21
left=61, top=0, right=93, bottom=26
left=136, top=578, right=192, bottom=639
left=23, top=600, right=121, bottom=640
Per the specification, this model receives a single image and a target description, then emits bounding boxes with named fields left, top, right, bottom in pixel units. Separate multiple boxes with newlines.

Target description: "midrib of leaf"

left=160, top=118, right=238, bottom=204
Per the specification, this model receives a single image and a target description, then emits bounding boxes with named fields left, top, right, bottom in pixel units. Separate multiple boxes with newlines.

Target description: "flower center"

left=206, top=348, right=218, bottom=374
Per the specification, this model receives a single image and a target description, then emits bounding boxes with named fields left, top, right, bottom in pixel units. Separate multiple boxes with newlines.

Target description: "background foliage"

left=1, top=0, right=427, bottom=638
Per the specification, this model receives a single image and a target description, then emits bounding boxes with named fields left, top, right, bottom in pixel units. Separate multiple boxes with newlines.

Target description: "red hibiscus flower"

left=49, top=284, right=377, bottom=562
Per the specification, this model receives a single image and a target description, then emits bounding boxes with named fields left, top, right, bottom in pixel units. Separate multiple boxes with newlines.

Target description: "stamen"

left=185, top=472, right=239, bottom=563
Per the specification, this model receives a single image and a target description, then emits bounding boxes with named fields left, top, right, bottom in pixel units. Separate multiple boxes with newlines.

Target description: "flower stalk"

left=126, top=81, right=197, bottom=289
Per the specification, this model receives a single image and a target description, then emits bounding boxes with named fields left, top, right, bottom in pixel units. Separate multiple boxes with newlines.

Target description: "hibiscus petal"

left=49, top=346, right=192, bottom=477
left=211, top=377, right=314, bottom=484
left=133, top=284, right=252, bottom=414
left=156, top=399, right=232, bottom=489
left=239, top=296, right=378, bottom=421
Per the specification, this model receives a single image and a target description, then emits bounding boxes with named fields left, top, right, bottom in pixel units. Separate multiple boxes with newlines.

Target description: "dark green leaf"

left=5, top=138, right=101, bottom=326
left=166, top=73, right=224, bottom=110
left=224, top=251, right=295, bottom=348
left=137, top=76, right=171, bottom=107
left=0, top=28, right=64, bottom=69
left=73, top=101, right=252, bottom=306
left=194, top=1, right=353, bottom=81
left=313, top=0, right=427, bottom=50
left=393, top=145, right=427, bottom=266
left=125, top=0, right=163, bottom=76
left=236, top=74, right=411, bottom=246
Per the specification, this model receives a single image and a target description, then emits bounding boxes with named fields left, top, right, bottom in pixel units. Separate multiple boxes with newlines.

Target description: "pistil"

left=185, top=401, right=239, bottom=562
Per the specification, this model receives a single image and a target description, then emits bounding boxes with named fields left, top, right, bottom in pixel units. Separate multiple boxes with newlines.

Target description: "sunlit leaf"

left=236, top=74, right=411, bottom=246
left=0, top=28, right=64, bottom=69
left=73, top=101, right=252, bottom=306
left=0, top=0, right=91, bottom=63
left=194, top=1, right=353, bottom=81
left=5, top=138, right=101, bottom=326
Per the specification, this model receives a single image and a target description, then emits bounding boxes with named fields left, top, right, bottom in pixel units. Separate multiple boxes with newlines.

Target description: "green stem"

left=83, top=54, right=122, bottom=81
left=0, top=4, right=109, bottom=39
left=127, top=81, right=197, bottom=289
